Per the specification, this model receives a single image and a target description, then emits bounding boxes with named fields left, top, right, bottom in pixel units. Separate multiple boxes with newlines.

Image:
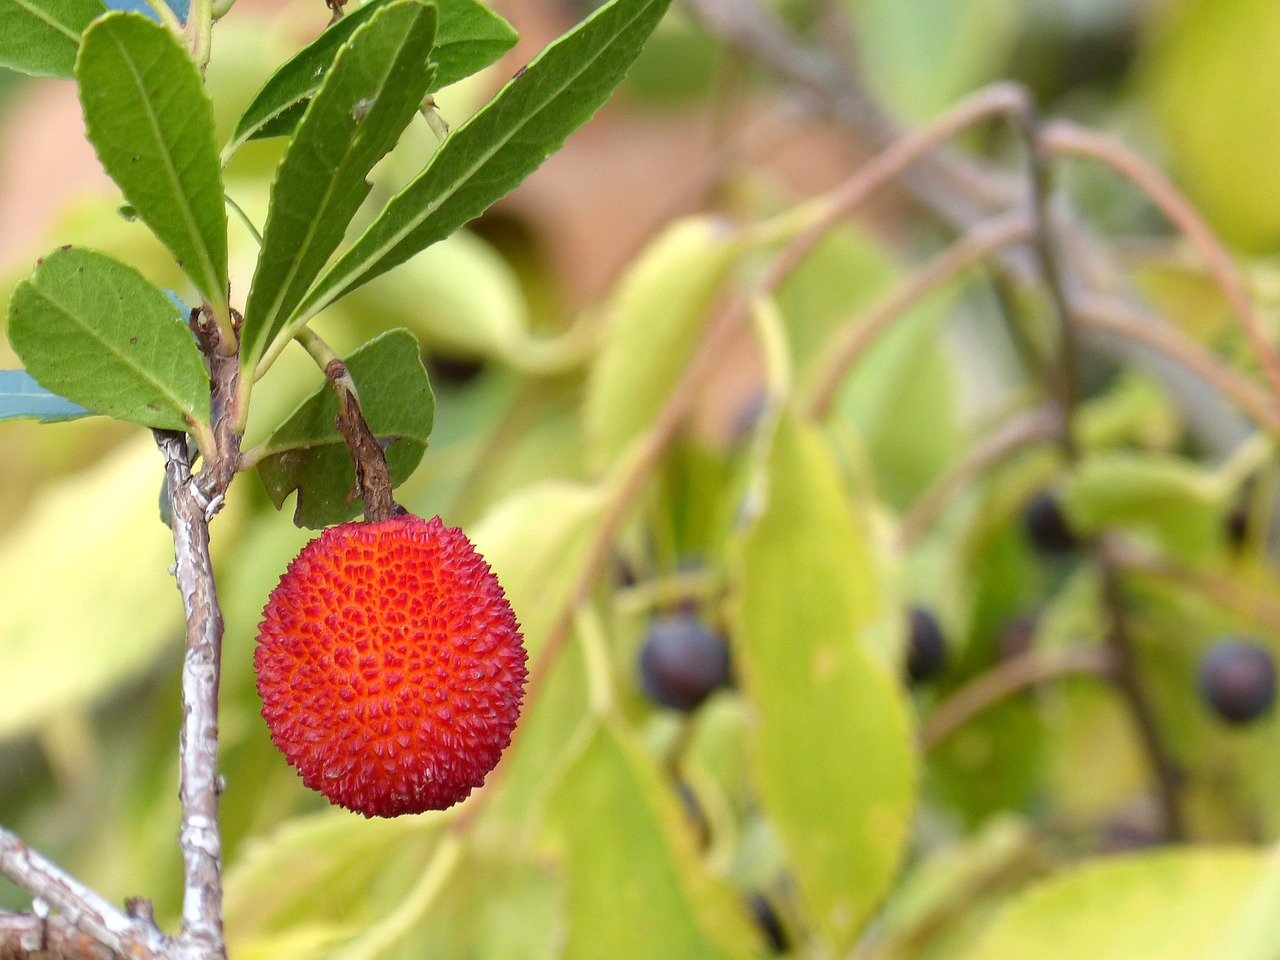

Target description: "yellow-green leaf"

left=1143, top=0, right=1280, bottom=251
left=734, top=410, right=915, bottom=952
left=958, top=848, right=1269, bottom=960
left=585, top=216, right=742, bottom=472
left=547, top=721, right=760, bottom=960
left=1062, top=450, right=1229, bottom=565
left=0, top=440, right=183, bottom=736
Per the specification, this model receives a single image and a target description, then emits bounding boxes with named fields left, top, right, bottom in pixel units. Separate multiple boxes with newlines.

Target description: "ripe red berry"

left=254, top=514, right=527, bottom=817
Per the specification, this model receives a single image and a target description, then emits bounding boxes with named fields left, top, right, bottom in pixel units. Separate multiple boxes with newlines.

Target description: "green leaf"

left=0, top=370, right=94, bottom=423
left=428, top=0, right=518, bottom=91
left=584, top=216, right=743, bottom=471
left=1062, top=450, right=1229, bottom=565
left=6, top=247, right=210, bottom=431
left=378, top=845, right=561, bottom=960
left=734, top=410, right=916, bottom=953
left=241, top=0, right=438, bottom=370
left=225, top=810, right=447, bottom=938
left=548, top=721, right=761, bottom=960
left=1145, top=0, right=1280, bottom=251
left=0, top=0, right=105, bottom=78
left=834, top=290, right=959, bottom=510
left=255, top=329, right=434, bottom=528
left=225, top=0, right=403, bottom=155
left=289, top=0, right=673, bottom=327
left=855, top=0, right=1022, bottom=123
left=77, top=12, right=228, bottom=314
left=1211, top=843, right=1280, bottom=960
left=957, top=848, right=1267, bottom=960
left=0, top=440, right=187, bottom=737
left=225, top=0, right=516, bottom=157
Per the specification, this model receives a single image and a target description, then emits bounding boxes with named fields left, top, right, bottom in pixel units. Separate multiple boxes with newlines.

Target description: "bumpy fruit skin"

left=638, top=615, right=730, bottom=711
left=1199, top=640, right=1276, bottom=725
left=254, top=514, right=527, bottom=817
left=906, top=607, right=947, bottom=684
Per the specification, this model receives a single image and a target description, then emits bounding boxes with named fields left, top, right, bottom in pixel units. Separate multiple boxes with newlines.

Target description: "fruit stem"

left=320, top=350, right=399, bottom=524
left=294, top=324, right=341, bottom=374
left=293, top=328, right=400, bottom=522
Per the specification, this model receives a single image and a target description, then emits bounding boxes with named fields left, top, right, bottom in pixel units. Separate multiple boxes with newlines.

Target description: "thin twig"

left=1040, top=121, right=1280, bottom=406
left=1107, top=537, right=1280, bottom=636
left=155, top=433, right=227, bottom=960
left=1096, top=547, right=1187, bottom=841
left=685, top=0, right=1254, bottom=457
left=1073, top=296, right=1280, bottom=435
left=1014, top=113, right=1081, bottom=459
left=522, top=86, right=1036, bottom=713
left=899, top=405, right=1063, bottom=547
left=806, top=211, right=1034, bottom=418
left=681, top=0, right=1018, bottom=231
left=757, top=83, right=1032, bottom=299
left=1007, top=119, right=1189, bottom=841
left=0, top=910, right=123, bottom=960
left=921, top=647, right=1115, bottom=751
left=0, top=828, right=166, bottom=960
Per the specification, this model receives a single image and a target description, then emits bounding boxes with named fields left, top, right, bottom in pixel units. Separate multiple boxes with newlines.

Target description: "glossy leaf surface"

left=549, top=722, right=760, bottom=960
left=225, top=0, right=516, bottom=155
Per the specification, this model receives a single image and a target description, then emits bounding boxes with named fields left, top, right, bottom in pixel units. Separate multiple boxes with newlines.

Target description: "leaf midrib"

left=22, top=279, right=198, bottom=423
left=293, top=0, right=658, bottom=327
left=103, top=21, right=221, bottom=305
left=250, top=5, right=432, bottom=360
left=10, top=0, right=82, bottom=41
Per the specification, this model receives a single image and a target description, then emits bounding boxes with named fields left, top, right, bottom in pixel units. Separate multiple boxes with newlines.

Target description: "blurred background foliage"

left=6, top=0, right=1280, bottom=957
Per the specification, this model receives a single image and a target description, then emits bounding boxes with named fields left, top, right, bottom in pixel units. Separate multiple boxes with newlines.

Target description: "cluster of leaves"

left=6, top=0, right=1280, bottom=959
left=2, top=0, right=669, bottom=526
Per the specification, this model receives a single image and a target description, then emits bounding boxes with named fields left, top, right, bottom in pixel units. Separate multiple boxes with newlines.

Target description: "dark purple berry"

left=426, top=353, right=485, bottom=386
left=639, top=616, right=730, bottom=711
left=747, top=893, right=789, bottom=954
left=1199, top=641, right=1276, bottom=725
left=1226, top=506, right=1249, bottom=549
left=1023, top=489, right=1077, bottom=553
left=906, top=607, right=947, bottom=684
